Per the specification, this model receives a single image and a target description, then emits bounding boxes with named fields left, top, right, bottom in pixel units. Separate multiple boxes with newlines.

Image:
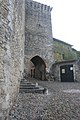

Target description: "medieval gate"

left=30, top=56, right=46, bottom=80
left=60, top=64, right=74, bottom=82
left=24, top=0, right=54, bottom=80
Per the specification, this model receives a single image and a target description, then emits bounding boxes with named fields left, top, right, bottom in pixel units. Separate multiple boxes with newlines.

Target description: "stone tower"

left=24, top=0, right=54, bottom=80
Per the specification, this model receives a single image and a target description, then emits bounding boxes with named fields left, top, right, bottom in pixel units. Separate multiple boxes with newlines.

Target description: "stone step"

left=19, top=80, right=47, bottom=94
left=19, top=87, right=45, bottom=94
left=20, top=84, right=36, bottom=88
left=19, top=79, right=46, bottom=94
left=20, top=81, right=32, bottom=84
left=20, top=86, right=39, bottom=89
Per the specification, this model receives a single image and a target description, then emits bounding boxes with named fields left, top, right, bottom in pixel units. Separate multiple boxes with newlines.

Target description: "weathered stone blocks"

left=25, top=0, right=54, bottom=79
left=0, top=0, right=25, bottom=119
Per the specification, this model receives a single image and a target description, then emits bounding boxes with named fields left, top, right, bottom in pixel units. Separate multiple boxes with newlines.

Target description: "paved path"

left=9, top=78, right=80, bottom=120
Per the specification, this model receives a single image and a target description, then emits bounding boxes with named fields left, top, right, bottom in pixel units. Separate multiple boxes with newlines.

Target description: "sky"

left=34, top=0, right=80, bottom=51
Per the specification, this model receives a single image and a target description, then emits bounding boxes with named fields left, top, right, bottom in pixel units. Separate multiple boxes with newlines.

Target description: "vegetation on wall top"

left=53, top=38, right=78, bottom=62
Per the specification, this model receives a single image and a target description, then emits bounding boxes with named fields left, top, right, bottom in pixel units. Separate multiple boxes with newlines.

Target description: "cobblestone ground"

left=9, top=78, right=80, bottom=120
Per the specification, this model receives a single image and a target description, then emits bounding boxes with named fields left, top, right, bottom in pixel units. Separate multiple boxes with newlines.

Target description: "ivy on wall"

left=53, top=40, right=78, bottom=62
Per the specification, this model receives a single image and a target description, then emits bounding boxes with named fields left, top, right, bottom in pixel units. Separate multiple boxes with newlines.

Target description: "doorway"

left=60, top=64, right=74, bottom=82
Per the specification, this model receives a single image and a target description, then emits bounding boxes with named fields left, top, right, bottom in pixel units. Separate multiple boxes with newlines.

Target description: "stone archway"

left=30, top=56, right=46, bottom=80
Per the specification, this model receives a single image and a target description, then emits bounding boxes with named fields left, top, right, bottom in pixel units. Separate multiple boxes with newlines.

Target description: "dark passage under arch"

left=30, top=56, right=46, bottom=80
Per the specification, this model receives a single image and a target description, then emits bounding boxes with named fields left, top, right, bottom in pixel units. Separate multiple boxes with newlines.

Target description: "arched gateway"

left=30, top=56, right=46, bottom=80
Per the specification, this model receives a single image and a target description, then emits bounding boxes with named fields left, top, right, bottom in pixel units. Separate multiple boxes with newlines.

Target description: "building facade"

left=51, top=60, right=80, bottom=82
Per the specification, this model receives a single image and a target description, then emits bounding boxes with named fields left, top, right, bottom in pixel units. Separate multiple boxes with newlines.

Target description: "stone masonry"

left=24, top=0, right=54, bottom=79
left=0, top=0, right=25, bottom=119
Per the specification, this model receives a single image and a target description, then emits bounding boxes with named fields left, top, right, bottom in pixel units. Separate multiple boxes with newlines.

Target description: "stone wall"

left=0, top=0, right=25, bottom=119
left=75, top=60, right=80, bottom=82
left=0, top=0, right=15, bottom=118
left=24, top=0, right=54, bottom=76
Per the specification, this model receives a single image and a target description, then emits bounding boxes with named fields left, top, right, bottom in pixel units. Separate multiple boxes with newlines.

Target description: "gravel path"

left=9, top=79, right=80, bottom=120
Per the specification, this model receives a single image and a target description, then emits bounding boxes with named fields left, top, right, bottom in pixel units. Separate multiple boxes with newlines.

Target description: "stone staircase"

left=19, top=78, right=47, bottom=94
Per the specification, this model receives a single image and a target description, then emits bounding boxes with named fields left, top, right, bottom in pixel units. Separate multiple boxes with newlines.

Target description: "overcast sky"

left=34, top=0, right=80, bottom=51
